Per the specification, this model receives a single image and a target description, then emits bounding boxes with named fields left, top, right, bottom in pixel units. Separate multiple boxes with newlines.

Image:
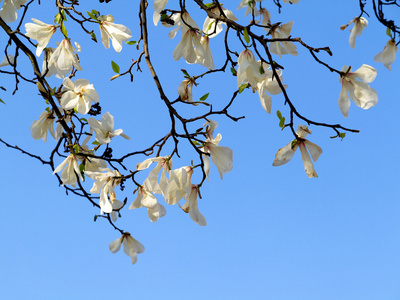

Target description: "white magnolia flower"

left=129, top=187, right=167, bottom=222
left=173, top=28, right=204, bottom=64
left=255, top=62, right=287, bottom=114
left=237, top=49, right=261, bottom=88
left=49, top=39, right=82, bottom=78
left=85, top=168, right=121, bottom=214
left=269, top=21, right=298, bottom=58
left=165, top=166, right=193, bottom=205
left=374, top=39, right=398, bottom=71
left=0, top=0, right=27, bottom=23
left=24, top=18, right=56, bottom=56
left=153, top=0, right=169, bottom=26
left=341, top=17, right=368, bottom=49
left=237, top=0, right=262, bottom=17
left=42, top=48, right=61, bottom=77
left=202, top=120, right=233, bottom=180
left=196, top=36, right=214, bottom=70
left=338, top=64, right=378, bottom=118
left=202, top=4, right=237, bottom=38
left=98, top=15, right=132, bottom=53
left=177, top=78, right=196, bottom=105
left=259, top=8, right=271, bottom=27
left=136, top=156, right=172, bottom=196
left=163, top=13, right=182, bottom=39
left=88, top=112, right=130, bottom=144
left=182, top=185, right=207, bottom=226
left=110, top=199, right=124, bottom=222
left=0, top=55, right=14, bottom=67
left=109, top=233, right=144, bottom=264
left=30, top=109, right=63, bottom=143
left=273, top=125, right=322, bottom=178
left=53, top=154, right=84, bottom=187
left=60, top=78, right=99, bottom=115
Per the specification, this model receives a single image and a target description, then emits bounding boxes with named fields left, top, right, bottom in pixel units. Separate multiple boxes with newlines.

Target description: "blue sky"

left=0, top=1, right=399, bottom=299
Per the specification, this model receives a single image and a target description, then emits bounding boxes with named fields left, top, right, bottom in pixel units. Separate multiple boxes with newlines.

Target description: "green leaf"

left=73, top=144, right=80, bottom=154
left=199, top=93, right=209, bottom=101
left=207, top=20, right=215, bottom=33
left=61, top=9, right=67, bottom=21
left=279, top=117, right=285, bottom=128
left=238, top=83, right=248, bottom=94
left=339, top=132, right=346, bottom=140
left=386, top=27, right=391, bottom=37
left=111, top=61, right=120, bottom=73
left=54, top=13, right=61, bottom=24
left=0, top=98, right=5, bottom=105
left=243, top=27, right=250, bottom=44
left=80, top=118, right=87, bottom=122
left=291, top=139, right=298, bottom=150
left=125, top=40, right=137, bottom=45
left=74, top=107, right=78, bottom=113
left=191, top=141, right=201, bottom=146
left=259, top=64, right=265, bottom=74
left=79, top=163, right=85, bottom=173
left=45, top=107, right=50, bottom=112
left=90, top=32, right=97, bottom=42
left=276, top=110, right=282, bottom=119
left=86, top=10, right=98, bottom=20
left=230, top=67, right=236, bottom=76
left=324, top=47, right=333, bottom=56
left=181, top=69, right=190, bottom=77
left=205, top=3, right=214, bottom=8
left=92, top=141, right=100, bottom=145
left=94, top=215, right=98, bottom=222
left=91, top=10, right=99, bottom=16
left=61, top=22, right=68, bottom=37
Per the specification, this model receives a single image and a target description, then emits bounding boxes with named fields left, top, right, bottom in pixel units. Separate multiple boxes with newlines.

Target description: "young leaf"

left=0, top=98, right=5, bottom=105
left=54, top=13, right=61, bottom=24
left=243, top=27, right=250, bottom=44
left=276, top=110, right=282, bottom=119
left=92, top=141, right=100, bottom=145
left=291, top=139, right=298, bottom=150
left=238, top=83, right=248, bottom=94
left=386, top=27, right=391, bottom=37
left=111, top=61, right=120, bottom=73
left=86, top=11, right=98, bottom=20
left=181, top=69, right=190, bottom=77
left=90, top=32, right=97, bottom=42
left=73, top=144, right=80, bottom=154
left=125, top=40, right=137, bottom=45
left=230, top=67, right=237, bottom=76
left=339, top=132, right=346, bottom=140
left=279, top=117, right=285, bottom=128
left=200, top=93, right=210, bottom=101
left=61, top=22, right=68, bottom=37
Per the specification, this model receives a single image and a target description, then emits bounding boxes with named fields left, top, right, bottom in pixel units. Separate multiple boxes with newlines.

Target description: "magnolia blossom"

left=237, top=49, right=261, bottom=88
left=24, top=18, right=56, bottom=56
left=110, top=199, right=124, bottom=222
left=165, top=166, right=193, bottom=205
left=53, top=154, right=84, bottom=187
left=88, top=112, right=130, bottom=144
left=374, top=39, right=398, bottom=71
left=30, top=109, right=63, bottom=143
left=153, top=0, right=169, bottom=26
left=109, top=233, right=144, bottom=264
left=49, top=39, right=82, bottom=78
left=163, top=13, right=182, bottom=39
left=237, top=0, right=262, bottom=17
left=98, top=15, right=132, bottom=53
left=0, top=0, right=28, bottom=23
left=129, top=187, right=167, bottom=222
left=182, top=185, right=207, bottom=226
left=341, top=17, right=368, bottom=49
left=202, top=5, right=237, bottom=38
left=42, top=48, right=61, bottom=77
left=259, top=8, right=271, bottom=27
left=177, top=78, right=196, bottom=105
left=338, top=64, right=378, bottom=118
left=273, top=125, right=322, bottom=178
left=202, top=120, right=233, bottom=180
left=85, top=168, right=121, bottom=214
left=0, top=55, right=14, bottom=67
left=172, top=12, right=206, bottom=65
left=269, top=21, right=298, bottom=58
left=136, top=156, right=172, bottom=196
left=60, top=78, right=99, bottom=114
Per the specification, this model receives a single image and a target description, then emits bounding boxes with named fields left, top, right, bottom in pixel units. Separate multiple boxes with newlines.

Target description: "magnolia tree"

left=0, top=0, right=398, bottom=265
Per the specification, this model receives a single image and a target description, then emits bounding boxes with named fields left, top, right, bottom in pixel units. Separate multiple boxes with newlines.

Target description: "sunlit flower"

left=269, top=21, right=298, bottom=58
left=338, top=64, right=378, bottom=118
left=0, top=0, right=28, bottom=23
left=53, top=154, right=84, bottom=187
left=177, top=78, right=196, bottom=105
left=237, top=0, right=262, bottom=17
left=374, top=39, right=398, bottom=71
left=30, top=108, right=63, bottom=143
left=129, top=186, right=167, bottom=222
left=341, top=17, right=368, bottom=49
left=49, top=39, right=82, bottom=78
left=165, top=166, right=193, bottom=205
left=196, top=35, right=214, bottom=70
left=24, top=18, right=56, bottom=56
left=42, top=48, right=61, bottom=77
left=109, top=233, right=144, bottom=264
left=237, top=49, right=261, bottom=88
left=153, top=0, right=169, bottom=26
left=182, top=185, right=207, bottom=226
left=88, top=112, right=130, bottom=144
left=273, top=125, right=322, bottom=178
left=136, top=156, right=172, bottom=196
left=60, top=78, right=99, bottom=114
left=202, top=4, right=237, bottom=38
left=98, top=15, right=132, bottom=53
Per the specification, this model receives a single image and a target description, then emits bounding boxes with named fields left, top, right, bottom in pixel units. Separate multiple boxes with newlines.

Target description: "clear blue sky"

left=1, top=1, right=399, bottom=299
